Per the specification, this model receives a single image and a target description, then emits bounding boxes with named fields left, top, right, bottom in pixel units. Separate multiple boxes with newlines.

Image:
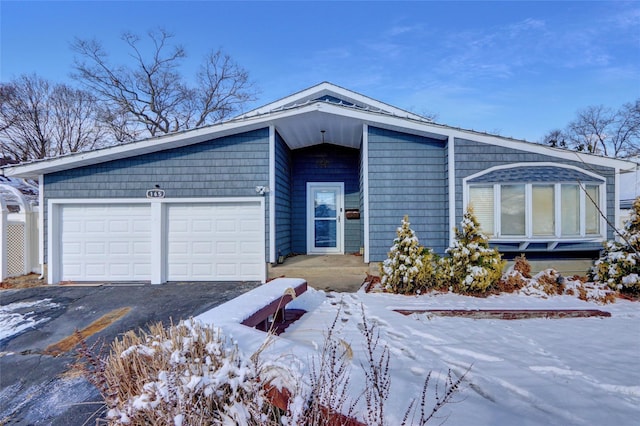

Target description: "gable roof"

left=2, top=82, right=636, bottom=178
left=238, top=81, right=430, bottom=122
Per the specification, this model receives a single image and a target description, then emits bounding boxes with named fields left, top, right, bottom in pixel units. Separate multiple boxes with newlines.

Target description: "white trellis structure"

left=0, top=178, right=39, bottom=280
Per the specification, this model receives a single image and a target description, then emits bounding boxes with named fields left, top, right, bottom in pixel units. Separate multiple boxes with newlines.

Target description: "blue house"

left=3, top=82, right=636, bottom=284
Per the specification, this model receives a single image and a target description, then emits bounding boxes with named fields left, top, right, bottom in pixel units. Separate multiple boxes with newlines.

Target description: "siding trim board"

left=362, top=124, right=370, bottom=263
left=269, top=125, right=276, bottom=264
left=447, top=135, right=455, bottom=247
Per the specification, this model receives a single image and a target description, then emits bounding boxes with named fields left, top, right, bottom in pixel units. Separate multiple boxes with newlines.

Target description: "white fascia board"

left=4, top=116, right=273, bottom=178
left=8, top=96, right=635, bottom=178
left=241, top=82, right=426, bottom=121
left=241, top=82, right=336, bottom=116
left=318, top=104, right=636, bottom=171
left=272, top=102, right=636, bottom=171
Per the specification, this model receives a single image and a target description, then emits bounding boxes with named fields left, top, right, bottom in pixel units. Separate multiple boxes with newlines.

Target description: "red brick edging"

left=393, top=309, right=611, bottom=319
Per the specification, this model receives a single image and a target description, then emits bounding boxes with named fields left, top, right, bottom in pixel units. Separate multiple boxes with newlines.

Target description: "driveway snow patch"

left=0, top=299, right=60, bottom=341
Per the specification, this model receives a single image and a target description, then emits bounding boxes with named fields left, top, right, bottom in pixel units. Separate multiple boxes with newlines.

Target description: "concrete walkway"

left=268, top=255, right=376, bottom=292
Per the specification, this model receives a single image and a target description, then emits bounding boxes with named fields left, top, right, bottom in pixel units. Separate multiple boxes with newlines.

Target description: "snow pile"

left=103, top=278, right=638, bottom=425
left=0, top=299, right=59, bottom=341
left=282, top=289, right=639, bottom=425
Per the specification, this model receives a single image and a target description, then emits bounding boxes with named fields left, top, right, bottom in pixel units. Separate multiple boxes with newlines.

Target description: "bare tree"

left=71, top=28, right=256, bottom=139
left=543, top=100, right=640, bottom=158
left=541, top=128, right=568, bottom=148
left=0, top=74, right=106, bottom=162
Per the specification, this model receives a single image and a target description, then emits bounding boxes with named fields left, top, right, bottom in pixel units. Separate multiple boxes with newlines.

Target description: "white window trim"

left=464, top=181, right=607, bottom=243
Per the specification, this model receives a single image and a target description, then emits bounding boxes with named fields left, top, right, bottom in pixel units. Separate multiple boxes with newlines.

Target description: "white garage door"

left=60, top=204, right=152, bottom=282
left=167, top=202, right=264, bottom=281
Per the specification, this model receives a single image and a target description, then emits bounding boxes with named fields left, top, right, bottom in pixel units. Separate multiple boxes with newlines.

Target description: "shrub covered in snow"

left=380, top=215, right=427, bottom=294
left=443, top=207, right=505, bottom=293
left=79, top=319, right=273, bottom=426
left=590, top=197, right=640, bottom=296
left=78, top=312, right=466, bottom=425
left=497, top=254, right=531, bottom=293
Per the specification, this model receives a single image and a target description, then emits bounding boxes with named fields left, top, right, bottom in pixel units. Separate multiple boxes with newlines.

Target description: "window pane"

left=533, top=185, right=555, bottom=236
left=561, top=184, right=580, bottom=236
left=469, top=186, right=494, bottom=236
left=586, top=185, right=600, bottom=234
left=501, top=185, right=525, bottom=236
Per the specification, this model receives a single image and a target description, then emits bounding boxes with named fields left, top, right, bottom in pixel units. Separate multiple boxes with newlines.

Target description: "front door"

left=307, top=182, right=344, bottom=254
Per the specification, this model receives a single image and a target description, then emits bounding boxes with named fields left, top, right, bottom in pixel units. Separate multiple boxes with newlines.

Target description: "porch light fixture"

left=321, top=130, right=326, bottom=143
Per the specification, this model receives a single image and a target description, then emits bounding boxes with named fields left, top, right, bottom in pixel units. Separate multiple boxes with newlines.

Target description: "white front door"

left=307, top=182, right=344, bottom=254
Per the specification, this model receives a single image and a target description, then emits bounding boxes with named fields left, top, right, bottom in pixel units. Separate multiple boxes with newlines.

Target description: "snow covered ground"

left=202, top=283, right=640, bottom=425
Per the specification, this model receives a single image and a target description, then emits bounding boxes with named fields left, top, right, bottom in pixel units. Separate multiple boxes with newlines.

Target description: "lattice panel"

left=7, top=223, right=25, bottom=276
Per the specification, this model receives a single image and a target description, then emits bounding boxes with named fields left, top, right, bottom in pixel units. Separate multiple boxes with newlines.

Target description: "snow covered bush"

left=79, top=319, right=275, bottom=426
left=381, top=215, right=427, bottom=294
left=443, top=207, right=505, bottom=294
left=497, top=254, right=531, bottom=293
left=590, top=197, right=640, bottom=296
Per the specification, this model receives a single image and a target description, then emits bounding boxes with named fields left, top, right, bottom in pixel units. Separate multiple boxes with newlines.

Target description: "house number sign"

left=146, top=189, right=166, bottom=199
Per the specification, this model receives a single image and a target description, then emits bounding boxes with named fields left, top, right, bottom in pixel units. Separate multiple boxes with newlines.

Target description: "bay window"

left=468, top=182, right=603, bottom=240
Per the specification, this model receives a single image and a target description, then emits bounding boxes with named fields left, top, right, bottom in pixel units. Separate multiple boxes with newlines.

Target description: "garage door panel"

left=86, top=242, right=106, bottom=255
left=217, top=219, right=236, bottom=232
left=217, top=263, right=237, bottom=277
left=217, top=241, right=236, bottom=254
left=167, top=202, right=263, bottom=281
left=60, top=204, right=152, bottom=282
left=192, top=220, right=213, bottom=232
left=240, top=241, right=261, bottom=254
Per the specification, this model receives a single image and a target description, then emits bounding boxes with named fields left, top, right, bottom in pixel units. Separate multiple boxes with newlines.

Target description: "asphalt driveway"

left=0, top=281, right=260, bottom=425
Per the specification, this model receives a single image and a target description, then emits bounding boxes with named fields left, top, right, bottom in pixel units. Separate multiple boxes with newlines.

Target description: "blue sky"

left=1, top=1, right=639, bottom=142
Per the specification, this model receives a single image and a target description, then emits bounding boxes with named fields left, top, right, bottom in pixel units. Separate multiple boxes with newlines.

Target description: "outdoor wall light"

left=255, top=186, right=270, bottom=195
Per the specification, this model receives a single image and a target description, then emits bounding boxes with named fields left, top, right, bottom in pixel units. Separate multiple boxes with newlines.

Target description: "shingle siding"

left=367, top=126, right=447, bottom=261
left=43, top=128, right=270, bottom=262
left=291, top=144, right=361, bottom=254
left=454, top=138, right=617, bottom=244
left=274, top=132, right=292, bottom=258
